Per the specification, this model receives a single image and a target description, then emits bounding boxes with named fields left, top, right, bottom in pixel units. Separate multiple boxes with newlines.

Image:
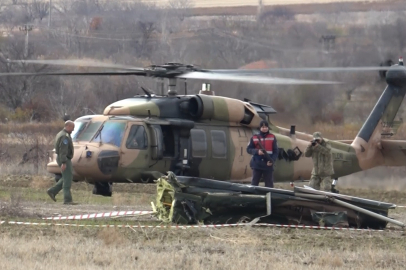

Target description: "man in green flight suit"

left=47, top=120, right=76, bottom=204
left=304, top=131, right=334, bottom=192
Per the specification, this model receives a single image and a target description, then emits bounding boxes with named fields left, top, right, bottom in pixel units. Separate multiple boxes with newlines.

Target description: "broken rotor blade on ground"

left=329, top=197, right=405, bottom=229
left=7, top=59, right=144, bottom=71
left=178, top=72, right=341, bottom=85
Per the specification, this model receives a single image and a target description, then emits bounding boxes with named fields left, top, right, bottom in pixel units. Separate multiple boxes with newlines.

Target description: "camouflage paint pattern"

left=46, top=65, right=406, bottom=189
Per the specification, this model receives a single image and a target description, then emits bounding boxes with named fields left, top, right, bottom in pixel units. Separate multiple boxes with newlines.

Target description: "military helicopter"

left=3, top=58, right=406, bottom=196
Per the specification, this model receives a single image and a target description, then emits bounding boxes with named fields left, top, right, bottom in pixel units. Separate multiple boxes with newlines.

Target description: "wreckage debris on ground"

left=153, top=172, right=404, bottom=230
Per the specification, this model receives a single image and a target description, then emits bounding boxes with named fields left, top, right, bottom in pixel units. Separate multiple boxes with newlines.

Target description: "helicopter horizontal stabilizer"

left=380, top=140, right=406, bottom=166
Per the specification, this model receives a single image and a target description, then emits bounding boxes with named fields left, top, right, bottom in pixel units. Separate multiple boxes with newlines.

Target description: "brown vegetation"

left=1, top=3, right=406, bottom=268
left=190, top=0, right=406, bottom=16
left=0, top=0, right=405, bottom=126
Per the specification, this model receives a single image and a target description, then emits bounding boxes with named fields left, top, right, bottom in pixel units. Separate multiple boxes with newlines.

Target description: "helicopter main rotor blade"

left=178, top=72, right=341, bottom=85
left=0, top=71, right=147, bottom=77
left=8, top=59, right=144, bottom=71
left=211, top=66, right=398, bottom=74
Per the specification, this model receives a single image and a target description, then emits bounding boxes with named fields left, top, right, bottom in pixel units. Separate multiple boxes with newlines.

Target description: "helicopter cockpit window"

left=71, top=121, right=88, bottom=142
left=92, top=121, right=126, bottom=147
left=126, top=125, right=148, bottom=149
left=77, top=121, right=103, bottom=141
left=191, top=129, right=207, bottom=158
left=211, top=130, right=227, bottom=159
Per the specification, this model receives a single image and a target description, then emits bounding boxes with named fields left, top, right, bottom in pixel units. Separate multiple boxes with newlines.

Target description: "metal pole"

left=48, top=0, right=52, bottom=28
left=25, top=28, right=29, bottom=57
left=294, top=193, right=326, bottom=200
left=257, top=0, right=263, bottom=21
left=19, top=24, right=33, bottom=58
left=329, top=197, right=405, bottom=229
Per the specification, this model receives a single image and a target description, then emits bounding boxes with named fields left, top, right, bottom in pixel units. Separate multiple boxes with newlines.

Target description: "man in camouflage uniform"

left=304, top=131, right=334, bottom=192
left=47, top=120, right=76, bottom=204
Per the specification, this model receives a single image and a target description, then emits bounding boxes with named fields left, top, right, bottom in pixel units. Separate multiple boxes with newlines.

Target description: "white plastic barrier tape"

left=1, top=220, right=394, bottom=232
left=43, top=210, right=155, bottom=220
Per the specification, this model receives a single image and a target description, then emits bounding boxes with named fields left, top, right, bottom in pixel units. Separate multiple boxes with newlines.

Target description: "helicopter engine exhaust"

left=187, top=94, right=257, bottom=126
left=188, top=95, right=214, bottom=119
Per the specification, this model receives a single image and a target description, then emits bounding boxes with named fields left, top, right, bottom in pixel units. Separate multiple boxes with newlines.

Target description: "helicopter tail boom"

left=351, top=63, right=406, bottom=170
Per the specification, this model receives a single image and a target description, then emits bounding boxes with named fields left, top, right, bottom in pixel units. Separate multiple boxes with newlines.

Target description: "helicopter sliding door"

left=189, top=126, right=231, bottom=180
left=119, top=123, right=150, bottom=181
left=229, top=127, right=251, bottom=181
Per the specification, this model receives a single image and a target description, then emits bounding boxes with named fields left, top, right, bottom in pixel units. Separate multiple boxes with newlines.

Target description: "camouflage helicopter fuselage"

left=47, top=65, right=406, bottom=195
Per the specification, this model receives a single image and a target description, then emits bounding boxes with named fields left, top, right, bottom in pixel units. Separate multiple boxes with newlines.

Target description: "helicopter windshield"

left=75, top=121, right=103, bottom=141
left=92, top=121, right=126, bottom=147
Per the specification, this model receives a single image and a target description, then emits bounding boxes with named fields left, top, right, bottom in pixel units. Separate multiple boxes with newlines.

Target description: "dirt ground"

left=0, top=174, right=405, bottom=269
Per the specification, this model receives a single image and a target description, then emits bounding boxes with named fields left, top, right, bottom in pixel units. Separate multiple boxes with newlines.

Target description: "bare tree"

left=167, top=0, right=194, bottom=22
left=0, top=5, right=31, bottom=31
left=48, top=78, right=86, bottom=120
left=259, top=6, right=295, bottom=25
left=0, top=38, right=47, bottom=111
left=31, top=0, right=49, bottom=21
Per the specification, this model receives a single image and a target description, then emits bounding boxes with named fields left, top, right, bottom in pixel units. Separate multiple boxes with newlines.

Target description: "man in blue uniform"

left=247, top=120, right=279, bottom=188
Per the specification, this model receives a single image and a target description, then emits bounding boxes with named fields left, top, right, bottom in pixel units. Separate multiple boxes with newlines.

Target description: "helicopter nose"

left=97, top=150, right=120, bottom=175
left=72, top=145, right=120, bottom=180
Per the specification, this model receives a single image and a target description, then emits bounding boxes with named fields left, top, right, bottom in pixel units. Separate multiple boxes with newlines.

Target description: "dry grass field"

left=1, top=174, right=406, bottom=269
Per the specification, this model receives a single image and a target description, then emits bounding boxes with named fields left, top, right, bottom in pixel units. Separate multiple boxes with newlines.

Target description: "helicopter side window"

left=191, top=129, right=207, bottom=158
left=71, top=121, right=88, bottom=142
left=161, top=125, right=175, bottom=157
left=211, top=130, right=227, bottom=159
left=126, top=125, right=148, bottom=149
left=92, top=121, right=126, bottom=147
left=78, top=121, right=103, bottom=141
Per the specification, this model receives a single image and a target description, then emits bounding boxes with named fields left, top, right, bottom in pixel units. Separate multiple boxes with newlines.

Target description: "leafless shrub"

left=0, top=121, right=62, bottom=135
left=259, top=6, right=295, bottom=24
left=0, top=127, right=55, bottom=175
left=29, top=175, right=53, bottom=189
left=0, top=192, right=24, bottom=217
left=97, top=228, right=128, bottom=246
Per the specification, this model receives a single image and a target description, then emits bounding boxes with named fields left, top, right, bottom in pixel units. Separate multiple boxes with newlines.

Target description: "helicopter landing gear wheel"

left=54, top=174, right=62, bottom=183
left=92, top=181, right=113, bottom=197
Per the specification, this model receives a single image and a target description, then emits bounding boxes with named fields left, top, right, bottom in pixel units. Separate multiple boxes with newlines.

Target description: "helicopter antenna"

left=141, top=86, right=152, bottom=97
left=168, top=78, right=177, bottom=96
left=199, top=83, right=215, bottom=95
left=155, top=78, right=164, bottom=96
